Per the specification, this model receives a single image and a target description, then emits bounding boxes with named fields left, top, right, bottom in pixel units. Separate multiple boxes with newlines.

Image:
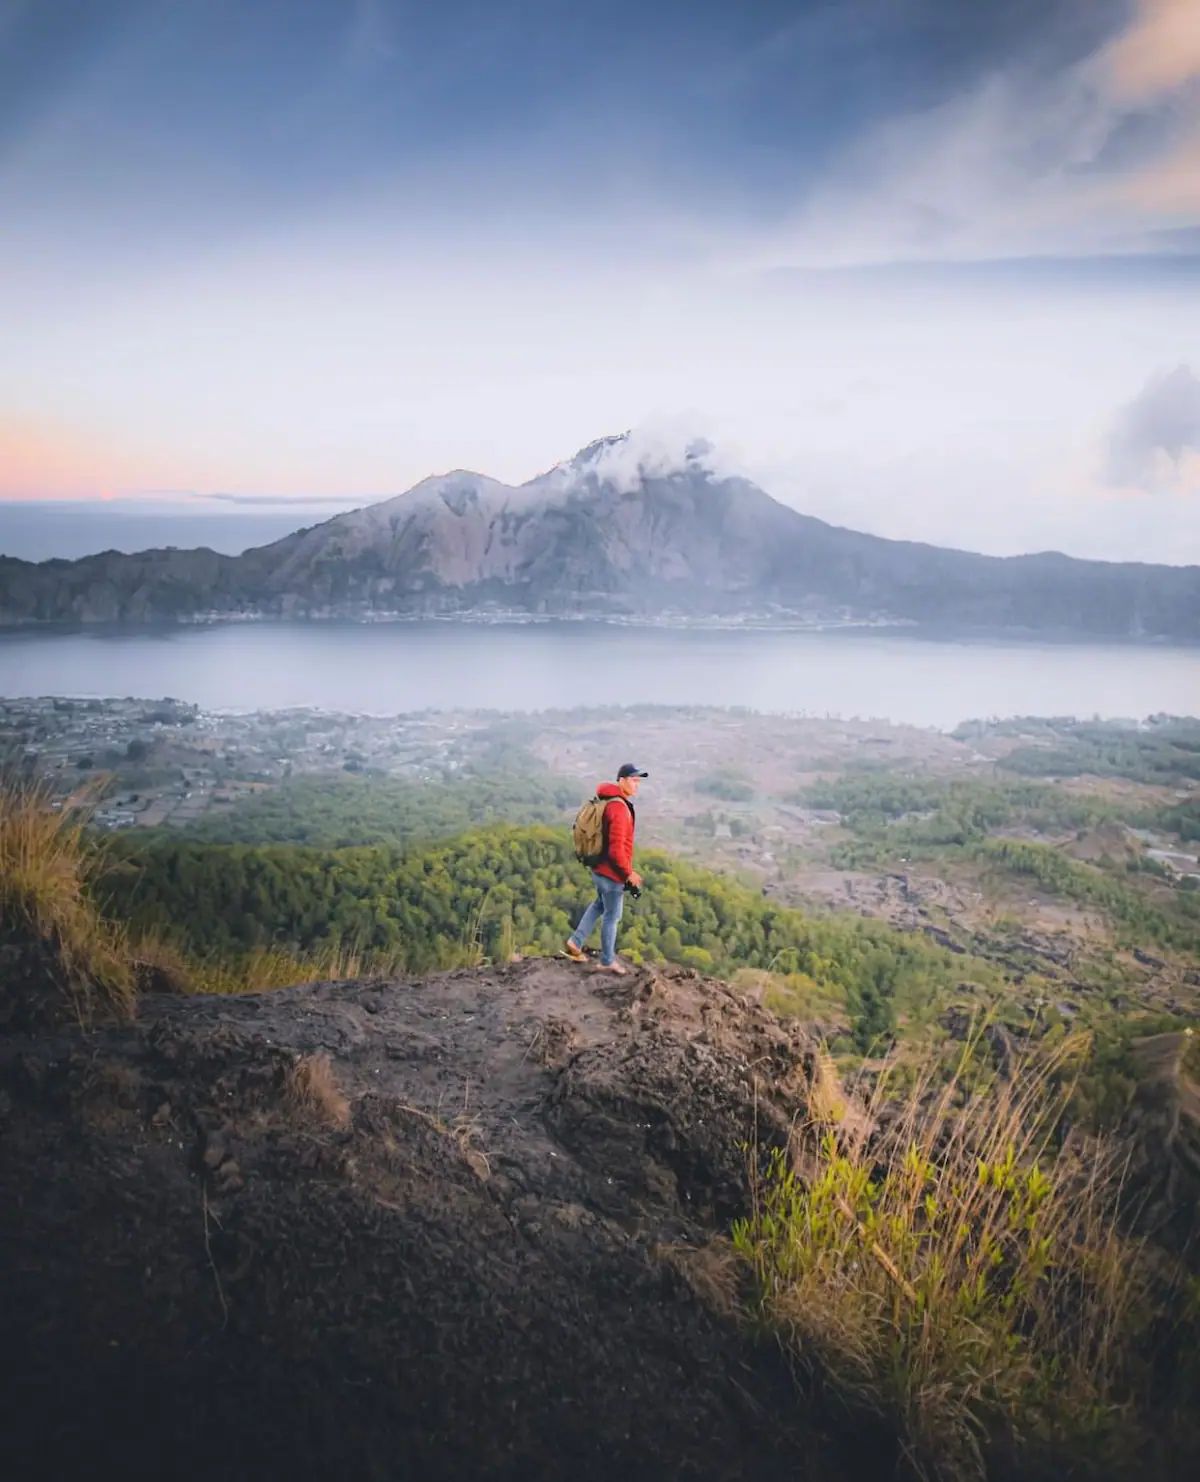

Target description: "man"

left=564, top=762, right=647, bottom=975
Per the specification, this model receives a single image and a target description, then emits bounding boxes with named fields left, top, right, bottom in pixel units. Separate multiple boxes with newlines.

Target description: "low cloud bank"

left=1106, top=364, right=1200, bottom=487
left=572, top=417, right=747, bottom=494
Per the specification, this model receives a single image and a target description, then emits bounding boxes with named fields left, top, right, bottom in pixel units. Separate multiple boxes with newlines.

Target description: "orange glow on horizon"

left=0, top=414, right=190, bottom=501
left=0, top=412, right=410, bottom=504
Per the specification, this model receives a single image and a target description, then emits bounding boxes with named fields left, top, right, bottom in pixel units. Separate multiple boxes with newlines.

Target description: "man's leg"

left=568, top=877, right=605, bottom=952
left=597, top=875, right=625, bottom=965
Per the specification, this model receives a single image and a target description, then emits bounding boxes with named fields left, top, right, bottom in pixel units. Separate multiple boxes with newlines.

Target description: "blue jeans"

left=570, top=871, right=625, bottom=965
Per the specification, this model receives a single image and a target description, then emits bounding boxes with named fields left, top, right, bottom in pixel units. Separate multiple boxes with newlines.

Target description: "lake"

left=0, top=622, right=1196, bottom=729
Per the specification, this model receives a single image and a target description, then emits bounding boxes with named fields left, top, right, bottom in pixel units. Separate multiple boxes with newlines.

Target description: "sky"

left=1, top=0, right=1199, bottom=563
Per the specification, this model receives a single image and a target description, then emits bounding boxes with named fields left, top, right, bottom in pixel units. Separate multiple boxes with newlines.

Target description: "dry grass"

left=448, top=1110, right=491, bottom=1180
left=1, top=780, right=413, bottom=1020
left=387, top=1096, right=493, bottom=1180
left=733, top=1038, right=1170, bottom=1480
left=121, top=928, right=409, bottom=1001
left=655, top=1237, right=743, bottom=1321
left=128, top=934, right=195, bottom=994
left=177, top=940, right=409, bottom=996
left=284, top=1052, right=352, bottom=1129
left=0, top=779, right=136, bottom=1023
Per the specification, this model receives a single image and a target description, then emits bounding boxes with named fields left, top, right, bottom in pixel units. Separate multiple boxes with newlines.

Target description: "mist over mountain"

left=1, top=435, right=1197, bottom=639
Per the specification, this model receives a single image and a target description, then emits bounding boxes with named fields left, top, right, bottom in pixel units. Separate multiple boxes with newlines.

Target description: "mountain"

left=2, top=434, right=1198, bottom=638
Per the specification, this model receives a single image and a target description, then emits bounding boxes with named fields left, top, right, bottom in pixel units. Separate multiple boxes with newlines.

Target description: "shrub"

left=696, top=773, right=754, bottom=802
left=731, top=1042, right=1183, bottom=1480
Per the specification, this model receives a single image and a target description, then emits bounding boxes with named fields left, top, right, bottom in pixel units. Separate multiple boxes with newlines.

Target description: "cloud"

left=568, top=416, right=724, bottom=494
left=1104, top=0, right=1200, bottom=102
left=749, top=0, right=1200, bottom=270
left=1106, top=364, right=1200, bottom=486
left=198, top=492, right=362, bottom=507
left=1115, top=126, right=1200, bottom=213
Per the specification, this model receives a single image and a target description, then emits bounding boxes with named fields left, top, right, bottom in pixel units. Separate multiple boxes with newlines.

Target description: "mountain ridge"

left=1, top=434, right=1197, bottom=638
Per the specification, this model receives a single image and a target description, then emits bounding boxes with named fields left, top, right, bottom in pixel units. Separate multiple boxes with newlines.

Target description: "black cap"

left=617, top=763, right=648, bottom=779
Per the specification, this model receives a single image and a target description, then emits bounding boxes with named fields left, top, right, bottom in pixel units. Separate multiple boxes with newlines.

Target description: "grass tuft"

left=172, top=940, right=410, bottom=996
left=732, top=1039, right=1189, bottom=1480
left=0, top=779, right=136, bottom=1024
left=284, top=1052, right=352, bottom=1129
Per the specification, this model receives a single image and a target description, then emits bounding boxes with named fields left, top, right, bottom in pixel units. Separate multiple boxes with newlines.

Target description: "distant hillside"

left=2, top=434, right=1198, bottom=638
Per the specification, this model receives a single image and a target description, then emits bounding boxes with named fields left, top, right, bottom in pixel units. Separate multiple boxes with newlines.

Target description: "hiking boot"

left=563, top=938, right=587, bottom=962
left=594, top=960, right=628, bottom=975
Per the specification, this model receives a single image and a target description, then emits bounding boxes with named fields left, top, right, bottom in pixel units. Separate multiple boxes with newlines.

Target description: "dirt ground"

left=0, top=959, right=859, bottom=1482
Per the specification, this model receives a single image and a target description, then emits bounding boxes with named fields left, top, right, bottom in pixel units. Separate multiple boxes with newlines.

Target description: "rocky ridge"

left=0, top=957, right=851, bottom=1482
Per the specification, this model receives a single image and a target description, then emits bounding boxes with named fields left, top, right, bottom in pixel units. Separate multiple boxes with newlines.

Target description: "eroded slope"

left=0, top=959, right=843, bottom=1482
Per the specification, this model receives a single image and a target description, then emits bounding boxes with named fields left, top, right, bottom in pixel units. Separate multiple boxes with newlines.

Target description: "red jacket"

left=594, top=782, right=636, bottom=884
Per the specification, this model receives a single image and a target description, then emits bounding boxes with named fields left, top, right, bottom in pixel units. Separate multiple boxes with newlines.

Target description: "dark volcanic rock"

left=0, top=959, right=845, bottom=1482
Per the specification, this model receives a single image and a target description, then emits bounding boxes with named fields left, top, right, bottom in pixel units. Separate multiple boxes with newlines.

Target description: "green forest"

left=952, top=715, right=1200, bottom=784
left=798, top=772, right=1126, bottom=837
left=976, top=837, right=1200, bottom=952
left=97, top=826, right=997, bottom=1052
left=175, top=771, right=578, bottom=847
left=796, top=772, right=1200, bottom=953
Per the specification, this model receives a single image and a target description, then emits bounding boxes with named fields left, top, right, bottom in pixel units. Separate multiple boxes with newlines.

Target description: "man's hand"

left=628, top=870, right=643, bottom=890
